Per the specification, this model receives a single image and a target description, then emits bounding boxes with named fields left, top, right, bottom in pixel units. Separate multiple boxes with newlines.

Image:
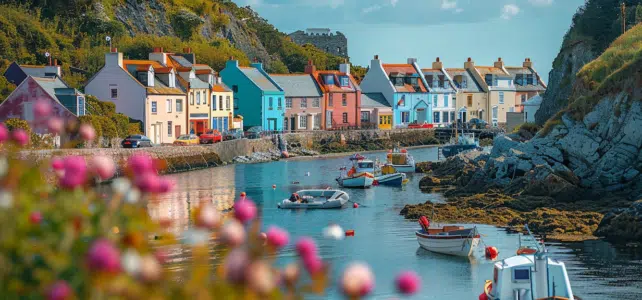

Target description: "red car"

left=407, top=122, right=434, bottom=129
left=199, top=130, right=222, bottom=144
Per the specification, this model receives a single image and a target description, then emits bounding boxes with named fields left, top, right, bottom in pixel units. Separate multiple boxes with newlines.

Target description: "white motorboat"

left=336, top=154, right=375, bottom=188
left=386, top=144, right=416, bottom=173
left=278, top=189, right=349, bottom=209
left=480, top=225, right=577, bottom=300
left=415, top=216, right=480, bottom=257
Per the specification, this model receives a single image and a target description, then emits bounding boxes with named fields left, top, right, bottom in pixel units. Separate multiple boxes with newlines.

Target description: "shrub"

left=4, top=118, right=30, bottom=133
left=78, top=115, right=103, bottom=140
left=127, top=122, right=143, bottom=135
left=170, top=9, right=204, bottom=40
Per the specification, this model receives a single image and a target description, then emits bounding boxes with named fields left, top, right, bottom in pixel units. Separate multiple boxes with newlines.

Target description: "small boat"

left=479, top=225, right=577, bottom=300
left=278, top=189, right=349, bottom=209
left=415, top=216, right=480, bottom=257
left=336, top=154, right=375, bottom=188
left=386, top=144, right=416, bottom=173
left=374, top=162, right=407, bottom=187
left=441, top=132, right=481, bottom=158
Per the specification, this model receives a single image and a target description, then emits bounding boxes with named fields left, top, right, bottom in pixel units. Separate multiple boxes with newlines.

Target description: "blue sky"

left=232, top=0, right=586, bottom=83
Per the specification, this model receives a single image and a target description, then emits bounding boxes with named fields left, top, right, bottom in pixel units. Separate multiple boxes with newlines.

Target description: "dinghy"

left=277, top=189, right=349, bottom=209
left=415, top=216, right=480, bottom=257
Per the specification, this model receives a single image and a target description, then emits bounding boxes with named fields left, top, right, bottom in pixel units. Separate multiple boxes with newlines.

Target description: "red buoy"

left=372, top=180, right=379, bottom=186
left=272, top=184, right=276, bottom=189
left=345, top=230, right=355, bottom=236
left=240, top=192, right=246, bottom=197
left=485, top=246, right=499, bottom=260
left=353, top=203, right=359, bottom=208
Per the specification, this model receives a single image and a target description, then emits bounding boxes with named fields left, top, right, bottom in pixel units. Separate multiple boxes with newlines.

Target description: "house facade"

left=271, top=74, right=323, bottom=131
left=523, top=95, right=542, bottom=123
left=360, top=92, right=392, bottom=129
left=221, top=59, right=285, bottom=131
left=85, top=49, right=187, bottom=144
left=360, top=56, right=432, bottom=127
left=422, top=58, right=457, bottom=127
left=505, top=58, right=547, bottom=112
left=0, top=76, right=82, bottom=133
left=477, top=58, right=517, bottom=126
left=446, top=64, right=487, bottom=124
left=211, top=79, right=234, bottom=132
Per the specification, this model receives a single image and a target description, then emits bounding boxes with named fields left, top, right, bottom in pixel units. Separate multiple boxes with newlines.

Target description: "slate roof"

left=505, top=66, right=547, bottom=92
left=523, top=95, right=543, bottom=106
left=20, top=65, right=47, bottom=77
left=32, top=77, right=75, bottom=100
left=270, top=74, right=322, bottom=98
left=240, top=67, right=280, bottom=92
left=147, top=76, right=184, bottom=95
left=170, top=55, right=193, bottom=67
left=382, top=64, right=428, bottom=93
left=361, top=93, right=390, bottom=108
left=445, top=69, right=484, bottom=93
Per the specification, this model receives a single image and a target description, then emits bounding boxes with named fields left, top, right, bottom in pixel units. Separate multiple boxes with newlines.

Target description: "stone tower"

left=288, top=28, right=349, bottom=58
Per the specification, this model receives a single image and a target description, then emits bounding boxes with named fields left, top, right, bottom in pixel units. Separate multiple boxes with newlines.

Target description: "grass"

left=540, top=110, right=566, bottom=137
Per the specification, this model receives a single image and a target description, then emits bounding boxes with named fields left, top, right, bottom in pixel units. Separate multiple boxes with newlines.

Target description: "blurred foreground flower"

left=323, top=224, right=345, bottom=240
left=342, top=263, right=375, bottom=297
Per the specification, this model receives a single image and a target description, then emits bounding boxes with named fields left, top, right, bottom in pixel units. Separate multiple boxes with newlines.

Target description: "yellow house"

left=475, top=58, right=517, bottom=126
left=446, top=66, right=487, bottom=123
left=211, top=77, right=235, bottom=131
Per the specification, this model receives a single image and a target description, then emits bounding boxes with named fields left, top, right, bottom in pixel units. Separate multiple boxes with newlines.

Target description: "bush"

left=170, top=9, right=204, bottom=40
left=78, top=115, right=103, bottom=141
left=127, top=122, right=143, bottom=136
left=4, top=118, right=30, bottom=133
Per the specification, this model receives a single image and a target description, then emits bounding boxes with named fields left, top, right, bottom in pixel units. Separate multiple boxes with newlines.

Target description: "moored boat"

left=278, top=189, right=349, bottom=209
left=336, top=154, right=375, bottom=188
left=415, top=216, right=480, bottom=257
left=441, top=132, right=481, bottom=159
left=386, top=144, right=416, bottom=173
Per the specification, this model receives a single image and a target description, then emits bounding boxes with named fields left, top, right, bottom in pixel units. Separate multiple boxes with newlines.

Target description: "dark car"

left=468, top=118, right=488, bottom=129
left=223, top=129, right=244, bottom=141
left=121, top=135, right=153, bottom=148
left=244, top=126, right=263, bottom=139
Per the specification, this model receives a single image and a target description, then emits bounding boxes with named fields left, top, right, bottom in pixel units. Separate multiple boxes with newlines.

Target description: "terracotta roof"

left=176, top=67, right=193, bottom=72
left=195, top=69, right=214, bottom=75
left=312, top=71, right=360, bottom=93
left=212, top=83, right=232, bottom=92
left=382, top=64, right=418, bottom=75
left=19, top=65, right=45, bottom=68
left=147, top=76, right=185, bottom=95
left=136, top=64, right=153, bottom=71
left=475, top=66, right=509, bottom=76
left=122, top=60, right=164, bottom=69
left=445, top=68, right=465, bottom=72
left=155, top=67, right=173, bottom=74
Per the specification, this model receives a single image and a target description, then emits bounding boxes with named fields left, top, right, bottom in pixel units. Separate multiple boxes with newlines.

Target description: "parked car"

left=407, top=121, right=434, bottom=129
left=199, top=130, right=222, bottom=144
left=223, top=129, right=244, bottom=141
left=468, top=118, right=488, bottom=129
left=121, top=135, right=153, bottom=148
left=244, top=126, right=263, bottom=139
left=173, top=134, right=199, bottom=146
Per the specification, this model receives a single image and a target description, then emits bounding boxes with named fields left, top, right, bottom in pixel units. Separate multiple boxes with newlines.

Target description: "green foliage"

left=636, top=4, right=642, bottom=24
left=86, top=95, right=139, bottom=138
left=4, top=118, right=30, bottom=134
left=0, top=59, right=16, bottom=101
left=78, top=115, right=103, bottom=140
left=517, top=122, right=541, bottom=135
left=170, top=9, right=204, bottom=40
left=127, top=122, right=142, bottom=135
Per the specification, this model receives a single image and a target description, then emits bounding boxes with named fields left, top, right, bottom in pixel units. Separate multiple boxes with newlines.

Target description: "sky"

left=231, top=0, right=587, bottom=83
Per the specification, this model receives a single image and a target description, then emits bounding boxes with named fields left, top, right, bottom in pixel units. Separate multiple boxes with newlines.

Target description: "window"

left=509, top=107, right=515, bottom=112
left=226, top=96, right=231, bottom=110
left=485, top=74, right=493, bottom=86
left=442, top=111, right=449, bottom=123
left=342, top=94, right=347, bottom=106
left=286, top=98, right=292, bottom=108
left=433, top=95, right=438, bottom=107
left=212, top=96, right=217, bottom=110
left=492, top=106, right=498, bottom=120
left=278, top=97, right=282, bottom=108
left=312, top=98, right=320, bottom=108
left=301, top=98, right=307, bottom=108
left=23, top=102, right=33, bottom=122
left=196, top=91, right=201, bottom=105
left=425, top=75, right=433, bottom=87
left=232, top=85, right=238, bottom=93
left=467, top=94, right=473, bottom=107
left=499, top=92, right=505, bottom=104
left=438, top=75, right=445, bottom=88
left=450, top=111, right=455, bottom=122
left=268, top=97, right=273, bottom=110
left=361, top=111, right=370, bottom=123
left=342, top=112, right=348, bottom=123
left=444, top=94, right=449, bottom=107
left=516, top=74, right=524, bottom=86
left=401, top=111, right=410, bottom=123
left=78, top=97, right=85, bottom=116
left=325, top=75, right=334, bottom=85
left=176, top=99, right=183, bottom=112
left=151, top=101, right=157, bottom=114
left=341, top=76, right=349, bottom=86
left=219, top=96, right=223, bottom=110
left=111, top=88, right=118, bottom=98
left=299, top=115, right=308, bottom=129
left=433, top=112, right=440, bottom=123
left=521, top=94, right=527, bottom=103
left=166, top=99, right=172, bottom=112
left=462, top=77, right=467, bottom=88
left=203, top=92, right=207, bottom=105
left=329, top=94, right=333, bottom=107
left=314, top=115, right=321, bottom=129
left=398, top=95, right=406, bottom=107
left=526, top=74, right=534, bottom=85
left=190, top=93, right=194, bottom=105
left=168, top=121, right=172, bottom=137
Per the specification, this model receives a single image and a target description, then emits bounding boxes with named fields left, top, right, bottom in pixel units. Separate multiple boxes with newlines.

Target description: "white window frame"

left=299, top=115, right=308, bottom=129
left=499, top=92, right=505, bottom=104
left=166, top=99, right=172, bottom=113
left=286, top=98, right=292, bottom=109
left=176, top=99, right=183, bottom=112
left=301, top=98, right=307, bottom=108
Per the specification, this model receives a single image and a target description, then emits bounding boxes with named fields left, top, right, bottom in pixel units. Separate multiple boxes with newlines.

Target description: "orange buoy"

left=240, top=192, right=246, bottom=197
left=353, top=203, right=359, bottom=208
left=485, top=246, right=499, bottom=260
left=345, top=230, right=355, bottom=236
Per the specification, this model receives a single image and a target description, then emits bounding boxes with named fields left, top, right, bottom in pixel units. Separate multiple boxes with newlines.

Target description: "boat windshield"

left=358, top=162, right=374, bottom=168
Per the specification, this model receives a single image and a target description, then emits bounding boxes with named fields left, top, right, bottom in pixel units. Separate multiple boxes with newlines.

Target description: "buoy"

left=240, top=192, right=247, bottom=197
left=485, top=246, right=499, bottom=260
left=281, top=151, right=289, bottom=158
left=372, top=180, right=379, bottom=186
left=353, top=203, right=359, bottom=208
left=345, top=230, right=355, bottom=236
left=272, top=184, right=276, bottom=190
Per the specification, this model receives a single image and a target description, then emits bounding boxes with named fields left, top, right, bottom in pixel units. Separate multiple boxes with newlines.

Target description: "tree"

left=635, top=4, right=642, bottom=24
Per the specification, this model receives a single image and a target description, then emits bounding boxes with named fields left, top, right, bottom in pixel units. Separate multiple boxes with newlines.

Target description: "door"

left=326, top=111, right=332, bottom=129
left=268, top=118, right=277, bottom=131
left=290, top=117, right=296, bottom=131
left=152, top=124, right=161, bottom=144
left=379, top=114, right=392, bottom=130
left=461, top=112, right=467, bottom=123
left=223, top=117, right=229, bottom=131
left=212, top=118, right=218, bottom=131
left=416, top=108, right=427, bottom=123
left=196, top=121, right=205, bottom=135
left=175, top=125, right=181, bottom=138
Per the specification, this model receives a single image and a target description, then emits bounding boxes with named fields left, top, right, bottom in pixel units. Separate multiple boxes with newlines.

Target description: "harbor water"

left=149, top=147, right=642, bottom=299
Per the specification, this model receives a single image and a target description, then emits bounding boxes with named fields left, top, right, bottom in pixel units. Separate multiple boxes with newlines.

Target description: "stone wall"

left=288, top=30, right=348, bottom=58
left=283, top=129, right=439, bottom=153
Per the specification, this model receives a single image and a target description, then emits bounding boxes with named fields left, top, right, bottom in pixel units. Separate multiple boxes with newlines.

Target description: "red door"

left=175, top=125, right=181, bottom=138
left=196, top=121, right=205, bottom=135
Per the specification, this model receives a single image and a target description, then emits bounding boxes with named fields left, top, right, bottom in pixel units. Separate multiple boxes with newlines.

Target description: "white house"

left=422, top=58, right=457, bottom=127
left=522, top=95, right=542, bottom=123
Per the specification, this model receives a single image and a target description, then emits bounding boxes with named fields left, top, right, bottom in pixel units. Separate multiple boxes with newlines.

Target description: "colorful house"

left=422, top=58, right=457, bottom=127
left=505, top=58, right=547, bottom=113
left=305, top=60, right=361, bottom=129
left=447, top=59, right=486, bottom=123
left=85, top=48, right=187, bottom=144
left=360, top=93, right=392, bottom=129
left=220, top=59, right=285, bottom=131
left=210, top=78, right=234, bottom=132
left=0, top=76, right=83, bottom=133
left=271, top=73, right=323, bottom=131
left=360, top=56, right=431, bottom=127
left=3, top=61, right=61, bottom=86
left=475, top=58, right=517, bottom=127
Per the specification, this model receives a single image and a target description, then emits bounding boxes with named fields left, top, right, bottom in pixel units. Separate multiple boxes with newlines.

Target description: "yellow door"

left=379, top=114, right=392, bottom=130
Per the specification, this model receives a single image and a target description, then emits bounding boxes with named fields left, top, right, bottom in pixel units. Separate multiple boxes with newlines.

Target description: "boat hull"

left=415, top=231, right=480, bottom=257
left=278, top=198, right=348, bottom=209
left=389, top=164, right=415, bottom=173
left=375, top=173, right=406, bottom=186
left=336, top=173, right=374, bottom=188
left=441, top=145, right=480, bottom=158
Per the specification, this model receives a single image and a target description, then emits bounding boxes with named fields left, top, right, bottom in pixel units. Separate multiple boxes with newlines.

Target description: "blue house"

left=220, top=60, right=285, bottom=131
left=360, top=56, right=432, bottom=128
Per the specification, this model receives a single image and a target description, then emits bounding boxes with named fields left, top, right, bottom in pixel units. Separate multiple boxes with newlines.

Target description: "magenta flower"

left=91, top=155, right=115, bottom=180
left=233, top=199, right=256, bottom=224
left=87, top=239, right=121, bottom=273
left=51, top=158, right=64, bottom=171
left=0, top=124, right=8, bottom=143
left=221, top=220, right=246, bottom=247
left=79, top=124, right=95, bottom=141
left=224, top=249, right=249, bottom=283
left=11, top=129, right=28, bottom=147
left=128, top=154, right=154, bottom=175
left=341, top=263, right=375, bottom=297
left=395, top=271, right=421, bottom=295
left=134, top=173, right=161, bottom=193
left=266, top=226, right=289, bottom=249
left=47, top=117, right=64, bottom=135
left=196, top=204, right=221, bottom=230
left=46, top=280, right=72, bottom=300
left=302, top=255, right=323, bottom=275
left=34, top=99, right=52, bottom=118
left=29, top=211, right=43, bottom=225
left=60, top=156, right=87, bottom=189
left=158, top=178, right=174, bottom=193
left=295, top=237, right=317, bottom=259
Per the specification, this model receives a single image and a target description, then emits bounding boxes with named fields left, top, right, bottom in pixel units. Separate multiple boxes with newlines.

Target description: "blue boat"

left=441, top=132, right=481, bottom=159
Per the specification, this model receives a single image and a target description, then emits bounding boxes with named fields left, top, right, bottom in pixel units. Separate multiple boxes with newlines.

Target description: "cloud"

left=390, top=0, right=399, bottom=7
left=501, top=4, right=520, bottom=20
left=441, top=0, right=463, bottom=13
left=362, top=4, right=382, bottom=14
left=528, top=0, right=553, bottom=6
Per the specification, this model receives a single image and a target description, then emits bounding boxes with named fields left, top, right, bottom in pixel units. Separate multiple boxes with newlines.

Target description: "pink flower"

left=195, top=204, right=221, bottom=230
left=302, top=255, right=323, bottom=275
left=245, top=261, right=276, bottom=295
left=266, top=226, right=289, bottom=249
left=51, top=158, right=64, bottom=171
left=395, top=271, right=421, bottom=295
left=128, top=154, right=154, bottom=175
left=224, top=249, right=249, bottom=283
left=79, top=124, right=95, bottom=141
left=134, top=173, right=160, bottom=193
left=341, top=263, right=375, bottom=297
left=46, top=280, right=72, bottom=300
left=282, top=263, right=300, bottom=286
left=234, top=199, right=256, bottom=224
left=221, top=220, right=246, bottom=247
left=154, top=249, right=169, bottom=264
left=47, top=117, right=64, bottom=135
left=0, top=124, right=8, bottom=143
left=60, top=156, right=87, bottom=189
left=87, top=239, right=121, bottom=273
left=29, top=211, right=43, bottom=224
left=158, top=178, right=174, bottom=193
left=295, top=237, right=317, bottom=259
left=11, top=129, right=28, bottom=147
left=139, top=255, right=162, bottom=282
left=91, top=155, right=115, bottom=180
left=34, top=100, right=52, bottom=118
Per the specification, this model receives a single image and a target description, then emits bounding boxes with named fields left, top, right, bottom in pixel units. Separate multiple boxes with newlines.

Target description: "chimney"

left=153, top=47, right=163, bottom=53
left=105, top=51, right=124, bottom=68
left=374, top=55, right=379, bottom=60
left=523, top=58, right=533, bottom=68
left=250, top=58, right=263, bottom=70
left=407, top=58, right=418, bottom=65
left=111, top=47, right=118, bottom=53
left=371, top=54, right=380, bottom=68
left=432, top=57, right=443, bottom=70
left=44, top=59, right=61, bottom=77
left=464, top=57, right=475, bottom=70
left=494, top=57, right=504, bottom=69
left=339, top=59, right=350, bottom=75
left=304, top=59, right=316, bottom=74
left=183, top=47, right=192, bottom=53
left=149, top=48, right=167, bottom=66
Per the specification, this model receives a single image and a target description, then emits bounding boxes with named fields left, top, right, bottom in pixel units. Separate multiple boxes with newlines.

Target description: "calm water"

left=149, top=147, right=642, bottom=299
